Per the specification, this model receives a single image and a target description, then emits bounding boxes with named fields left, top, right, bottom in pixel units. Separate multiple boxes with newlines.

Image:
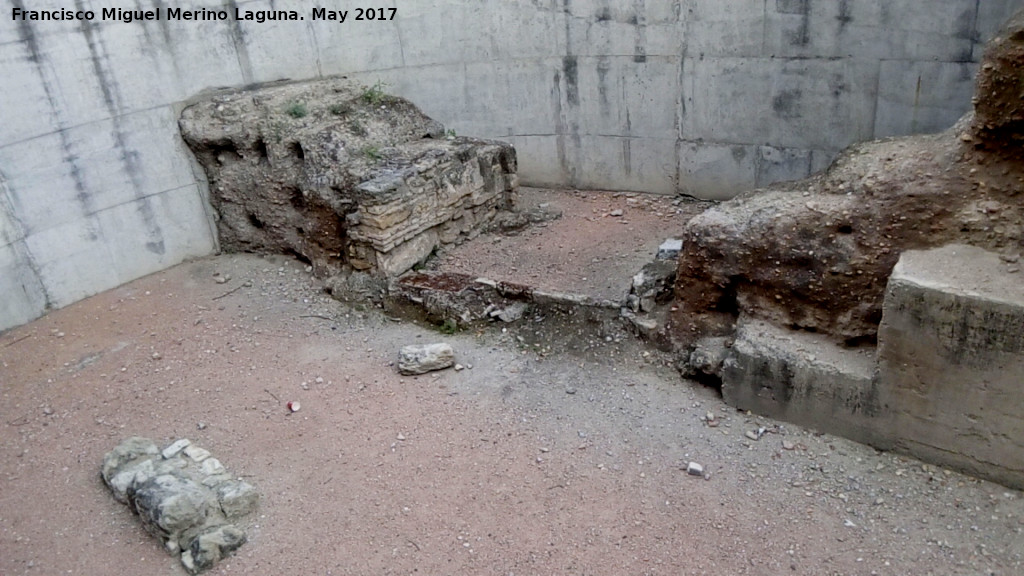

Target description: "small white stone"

left=184, top=445, right=211, bottom=462
left=454, top=364, right=465, bottom=371
left=686, top=462, right=704, bottom=476
left=201, top=473, right=233, bottom=488
left=656, top=238, right=683, bottom=260
left=745, top=430, right=760, bottom=441
left=181, top=551, right=196, bottom=572
left=632, top=272, right=646, bottom=289
left=200, top=458, right=226, bottom=476
left=162, top=439, right=191, bottom=459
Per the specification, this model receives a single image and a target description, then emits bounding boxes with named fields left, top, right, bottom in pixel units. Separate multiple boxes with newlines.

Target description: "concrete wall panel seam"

left=0, top=171, right=53, bottom=311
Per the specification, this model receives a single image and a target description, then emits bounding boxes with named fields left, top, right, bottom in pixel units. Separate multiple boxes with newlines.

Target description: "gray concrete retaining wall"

left=1, top=0, right=1021, bottom=330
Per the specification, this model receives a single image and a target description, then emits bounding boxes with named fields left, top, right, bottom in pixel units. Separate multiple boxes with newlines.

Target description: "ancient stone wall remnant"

left=101, top=437, right=258, bottom=574
left=180, top=77, right=518, bottom=280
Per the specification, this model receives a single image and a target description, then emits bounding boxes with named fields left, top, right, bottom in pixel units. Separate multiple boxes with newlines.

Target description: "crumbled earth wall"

left=180, top=77, right=517, bottom=279
left=973, top=9, right=1024, bottom=155
left=670, top=10, right=1024, bottom=350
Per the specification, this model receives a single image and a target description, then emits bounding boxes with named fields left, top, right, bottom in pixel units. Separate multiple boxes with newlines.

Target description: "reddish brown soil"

left=1, top=253, right=1022, bottom=576
left=431, top=187, right=705, bottom=302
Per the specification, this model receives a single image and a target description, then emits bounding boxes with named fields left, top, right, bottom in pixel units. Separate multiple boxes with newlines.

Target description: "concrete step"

left=721, top=318, right=881, bottom=446
left=876, top=244, right=1024, bottom=489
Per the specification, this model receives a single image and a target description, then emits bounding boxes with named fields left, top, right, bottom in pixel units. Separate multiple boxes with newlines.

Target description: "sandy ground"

left=431, top=188, right=706, bottom=302
left=2, top=251, right=1023, bottom=576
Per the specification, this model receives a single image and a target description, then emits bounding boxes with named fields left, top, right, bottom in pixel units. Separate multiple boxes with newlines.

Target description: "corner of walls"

left=2, top=0, right=1019, bottom=332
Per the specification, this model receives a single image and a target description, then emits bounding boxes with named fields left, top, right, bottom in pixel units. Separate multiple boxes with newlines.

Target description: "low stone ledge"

left=719, top=244, right=1024, bottom=490
left=101, top=437, right=259, bottom=574
left=385, top=270, right=626, bottom=329
left=720, top=318, right=881, bottom=447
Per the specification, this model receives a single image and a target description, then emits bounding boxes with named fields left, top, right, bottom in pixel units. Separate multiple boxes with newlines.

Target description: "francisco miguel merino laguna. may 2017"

left=10, top=7, right=397, bottom=23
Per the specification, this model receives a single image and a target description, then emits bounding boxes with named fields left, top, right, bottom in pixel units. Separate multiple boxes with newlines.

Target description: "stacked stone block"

left=179, top=77, right=518, bottom=280
left=346, top=139, right=517, bottom=276
left=101, top=437, right=258, bottom=574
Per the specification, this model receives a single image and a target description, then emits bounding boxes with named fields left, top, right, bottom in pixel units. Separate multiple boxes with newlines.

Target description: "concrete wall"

left=1, top=0, right=1021, bottom=331
left=721, top=245, right=1024, bottom=489
left=876, top=245, right=1024, bottom=490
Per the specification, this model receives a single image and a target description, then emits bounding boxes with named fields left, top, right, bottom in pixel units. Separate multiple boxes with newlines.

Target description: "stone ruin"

left=101, top=437, right=259, bottom=574
left=171, top=16, right=1024, bottom=490
left=667, top=10, right=1024, bottom=489
left=669, top=10, right=1024, bottom=350
left=179, top=77, right=518, bottom=283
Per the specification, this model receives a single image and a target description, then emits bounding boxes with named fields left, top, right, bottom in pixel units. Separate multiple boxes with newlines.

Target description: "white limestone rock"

left=398, top=343, right=455, bottom=375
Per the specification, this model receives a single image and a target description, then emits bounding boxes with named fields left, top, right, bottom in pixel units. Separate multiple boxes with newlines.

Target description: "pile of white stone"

left=101, top=437, right=259, bottom=574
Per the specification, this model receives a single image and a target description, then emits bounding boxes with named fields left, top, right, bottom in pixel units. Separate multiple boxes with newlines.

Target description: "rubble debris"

left=627, top=260, right=676, bottom=314
left=398, top=343, right=455, bottom=375
left=670, top=10, right=1024, bottom=350
left=100, top=437, right=258, bottom=574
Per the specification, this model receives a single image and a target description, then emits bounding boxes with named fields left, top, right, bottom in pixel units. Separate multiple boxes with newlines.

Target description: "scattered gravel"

left=1, top=251, right=1021, bottom=576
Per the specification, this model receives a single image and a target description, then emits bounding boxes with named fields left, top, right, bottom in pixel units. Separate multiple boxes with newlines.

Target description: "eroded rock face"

left=180, top=77, right=517, bottom=279
left=972, top=9, right=1024, bottom=156
left=670, top=11, right=1024, bottom=350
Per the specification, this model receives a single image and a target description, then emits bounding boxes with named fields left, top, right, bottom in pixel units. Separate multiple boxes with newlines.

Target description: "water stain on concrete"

left=772, top=88, right=803, bottom=119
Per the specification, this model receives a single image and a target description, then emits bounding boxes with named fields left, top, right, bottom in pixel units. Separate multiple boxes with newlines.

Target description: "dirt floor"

left=431, top=188, right=706, bottom=302
left=2, top=241, right=1023, bottom=575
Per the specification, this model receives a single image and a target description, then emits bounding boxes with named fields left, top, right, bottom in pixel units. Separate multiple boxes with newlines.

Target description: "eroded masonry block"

left=180, top=77, right=517, bottom=279
left=101, top=437, right=259, bottom=574
left=876, top=244, right=1024, bottom=489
